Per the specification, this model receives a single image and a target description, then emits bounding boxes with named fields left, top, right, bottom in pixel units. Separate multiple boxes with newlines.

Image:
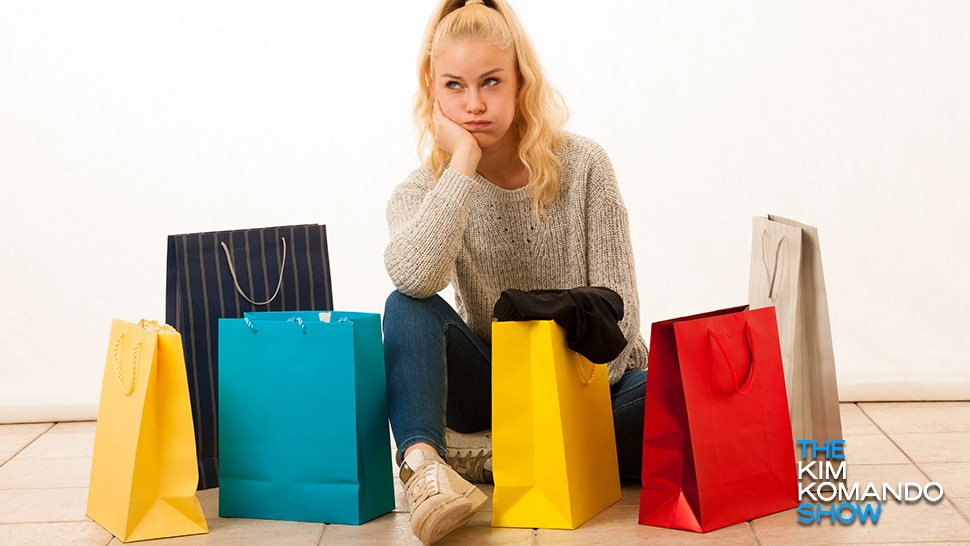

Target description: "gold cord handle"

left=220, top=237, right=287, bottom=306
left=112, top=333, right=141, bottom=396
left=574, top=352, right=597, bottom=385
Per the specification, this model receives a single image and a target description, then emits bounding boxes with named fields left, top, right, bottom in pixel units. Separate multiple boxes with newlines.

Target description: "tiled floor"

left=1, top=403, right=969, bottom=545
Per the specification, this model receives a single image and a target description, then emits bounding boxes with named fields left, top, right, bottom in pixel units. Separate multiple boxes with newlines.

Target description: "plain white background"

left=1, top=1, right=968, bottom=422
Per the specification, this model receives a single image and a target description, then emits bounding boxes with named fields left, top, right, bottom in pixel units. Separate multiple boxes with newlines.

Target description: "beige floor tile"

left=0, top=423, right=53, bottom=436
left=536, top=504, right=758, bottom=545
left=860, top=402, right=970, bottom=434
left=846, top=543, right=970, bottom=546
left=790, top=543, right=970, bottom=546
left=753, top=501, right=970, bottom=545
left=618, top=481, right=641, bottom=506
left=0, top=457, right=91, bottom=489
left=477, top=483, right=494, bottom=511
left=446, top=510, right=533, bottom=545
left=842, top=434, right=909, bottom=465
left=107, top=518, right=323, bottom=546
left=0, top=434, right=42, bottom=463
left=15, top=431, right=94, bottom=460
left=320, top=511, right=421, bottom=545
left=921, top=463, right=970, bottom=499
left=323, top=510, right=532, bottom=545
left=47, top=421, right=97, bottom=434
left=107, top=487, right=323, bottom=545
left=839, top=403, right=882, bottom=436
left=756, top=463, right=970, bottom=545
left=0, top=488, right=89, bottom=523
left=0, top=521, right=112, bottom=546
left=890, top=433, right=970, bottom=464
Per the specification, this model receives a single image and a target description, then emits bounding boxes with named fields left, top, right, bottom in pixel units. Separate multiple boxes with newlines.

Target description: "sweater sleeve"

left=583, top=144, right=649, bottom=384
left=384, top=169, right=478, bottom=298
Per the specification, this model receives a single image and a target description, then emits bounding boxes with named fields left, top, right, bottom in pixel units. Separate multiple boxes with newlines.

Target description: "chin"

left=473, top=135, right=495, bottom=149
left=474, top=131, right=509, bottom=152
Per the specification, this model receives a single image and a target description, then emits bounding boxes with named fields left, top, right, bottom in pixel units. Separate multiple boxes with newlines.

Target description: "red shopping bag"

left=639, top=305, right=798, bottom=532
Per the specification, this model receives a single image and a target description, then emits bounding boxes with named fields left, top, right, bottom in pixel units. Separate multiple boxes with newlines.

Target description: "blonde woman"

left=383, top=0, right=648, bottom=543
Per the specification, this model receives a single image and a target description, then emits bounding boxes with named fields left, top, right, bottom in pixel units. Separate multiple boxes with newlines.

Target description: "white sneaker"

left=401, top=450, right=487, bottom=545
left=445, top=428, right=493, bottom=484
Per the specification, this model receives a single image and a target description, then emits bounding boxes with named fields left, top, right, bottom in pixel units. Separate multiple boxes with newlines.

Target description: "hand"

left=434, top=100, right=481, bottom=177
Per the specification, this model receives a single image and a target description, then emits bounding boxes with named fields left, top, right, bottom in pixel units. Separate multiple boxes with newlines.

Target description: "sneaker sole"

left=412, top=486, right=487, bottom=545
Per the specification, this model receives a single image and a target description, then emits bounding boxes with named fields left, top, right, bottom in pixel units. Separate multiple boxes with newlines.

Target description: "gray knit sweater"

left=384, top=132, right=648, bottom=384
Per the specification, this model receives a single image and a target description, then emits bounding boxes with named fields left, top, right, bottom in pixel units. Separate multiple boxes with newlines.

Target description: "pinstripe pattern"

left=165, top=224, right=334, bottom=489
left=289, top=226, right=301, bottom=308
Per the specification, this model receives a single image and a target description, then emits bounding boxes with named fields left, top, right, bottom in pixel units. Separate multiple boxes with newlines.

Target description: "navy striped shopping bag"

left=165, top=224, right=334, bottom=489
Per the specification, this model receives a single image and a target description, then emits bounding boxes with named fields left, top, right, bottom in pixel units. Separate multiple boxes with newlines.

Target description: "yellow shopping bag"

left=86, top=319, right=208, bottom=542
left=491, top=320, right=621, bottom=529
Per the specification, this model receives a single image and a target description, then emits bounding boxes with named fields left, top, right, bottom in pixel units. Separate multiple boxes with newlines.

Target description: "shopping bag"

left=217, top=311, right=394, bottom=525
left=165, top=224, right=334, bottom=489
left=749, top=215, right=842, bottom=451
left=639, top=306, right=798, bottom=532
left=491, top=320, right=621, bottom=530
left=86, top=319, right=208, bottom=542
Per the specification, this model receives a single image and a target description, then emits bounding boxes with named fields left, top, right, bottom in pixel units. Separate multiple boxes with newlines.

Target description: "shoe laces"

left=449, top=448, right=492, bottom=483
left=407, top=460, right=442, bottom=508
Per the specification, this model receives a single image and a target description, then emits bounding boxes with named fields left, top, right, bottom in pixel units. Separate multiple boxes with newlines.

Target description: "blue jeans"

left=384, top=290, right=646, bottom=481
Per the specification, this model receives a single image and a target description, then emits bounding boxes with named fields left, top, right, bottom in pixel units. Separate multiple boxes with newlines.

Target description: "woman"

left=383, top=0, right=648, bottom=543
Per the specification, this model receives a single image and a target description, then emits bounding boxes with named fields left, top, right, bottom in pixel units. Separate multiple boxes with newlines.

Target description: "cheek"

left=500, top=93, right=517, bottom=121
left=436, top=95, right=462, bottom=118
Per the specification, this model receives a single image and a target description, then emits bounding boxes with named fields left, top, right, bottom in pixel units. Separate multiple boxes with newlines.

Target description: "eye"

left=483, top=77, right=500, bottom=87
left=445, top=80, right=462, bottom=90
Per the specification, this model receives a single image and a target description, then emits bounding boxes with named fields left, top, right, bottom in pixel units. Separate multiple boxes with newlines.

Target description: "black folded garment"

left=492, top=286, right=627, bottom=364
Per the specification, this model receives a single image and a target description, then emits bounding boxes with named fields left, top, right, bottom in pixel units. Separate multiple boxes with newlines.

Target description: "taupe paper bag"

left=748, top=215, right=842, bottom=449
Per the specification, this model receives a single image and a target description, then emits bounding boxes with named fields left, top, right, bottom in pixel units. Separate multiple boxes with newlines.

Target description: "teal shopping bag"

left=218, top=311, right=394, bottom=525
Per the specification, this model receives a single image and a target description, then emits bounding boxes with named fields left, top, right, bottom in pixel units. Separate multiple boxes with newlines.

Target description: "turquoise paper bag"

left=217, top=311, right=394, bottom=525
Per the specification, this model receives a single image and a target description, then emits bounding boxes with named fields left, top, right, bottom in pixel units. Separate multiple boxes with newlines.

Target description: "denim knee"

left=385, top=290, right=445, bottom=319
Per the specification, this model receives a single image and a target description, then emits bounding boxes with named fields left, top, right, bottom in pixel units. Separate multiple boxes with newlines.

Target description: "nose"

left=466, top=89, right=485, bottom=114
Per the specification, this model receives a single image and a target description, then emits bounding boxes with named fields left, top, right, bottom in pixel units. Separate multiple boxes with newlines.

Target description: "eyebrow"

left=440, top=68, right=505, bottom=81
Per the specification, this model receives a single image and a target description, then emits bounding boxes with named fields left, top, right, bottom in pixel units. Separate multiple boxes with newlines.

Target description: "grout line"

left=0, top=519, right=92, bottom=525
left=747, top=520, right=763, bottom=545
left=532, top=527, right=539, bottom=545
left=0, top=424, right=56, bottom=468
left=315, top=523, right=327, bottom=545
left=855, top=403, right=928, bottom=472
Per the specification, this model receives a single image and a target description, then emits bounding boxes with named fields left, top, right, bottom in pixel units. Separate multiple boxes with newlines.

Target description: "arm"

left=584, top=145, right=645, bottom=384
left=384, top=170, right=478, bottom=298
left=384, top=101, right=485, bottom=298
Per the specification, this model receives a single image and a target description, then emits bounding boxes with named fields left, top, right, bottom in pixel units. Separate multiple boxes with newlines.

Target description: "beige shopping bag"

left=748, top=215, right=842, bottom=451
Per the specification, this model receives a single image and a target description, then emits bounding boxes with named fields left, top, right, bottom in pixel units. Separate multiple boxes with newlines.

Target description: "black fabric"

left=165, top=224, right=334, bottom=489
left=492, top=287, right=627, bottom=364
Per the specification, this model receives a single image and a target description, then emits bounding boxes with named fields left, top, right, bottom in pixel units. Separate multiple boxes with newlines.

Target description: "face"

left=433, top=37, right=518, bottom=151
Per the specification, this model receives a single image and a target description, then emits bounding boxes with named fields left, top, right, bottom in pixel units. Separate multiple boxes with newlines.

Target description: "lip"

left=464, top=121, right=492, bottom=129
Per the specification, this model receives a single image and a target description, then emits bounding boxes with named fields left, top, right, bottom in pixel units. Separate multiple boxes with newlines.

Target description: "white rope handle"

left=220, top=237, right=287, bottom=306
left=761, top=230, right=785, bottom=300
left=112, top=333, right=141, bottom=396
left=573, top=352, right=597, bottom=385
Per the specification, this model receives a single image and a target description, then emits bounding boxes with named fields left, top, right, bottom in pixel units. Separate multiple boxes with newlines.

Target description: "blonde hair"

left=415, top=0, right=568, bottom=212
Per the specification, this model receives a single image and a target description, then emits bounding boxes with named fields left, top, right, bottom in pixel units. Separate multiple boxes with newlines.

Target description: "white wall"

left=2, top=1, right=968, bottom=422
